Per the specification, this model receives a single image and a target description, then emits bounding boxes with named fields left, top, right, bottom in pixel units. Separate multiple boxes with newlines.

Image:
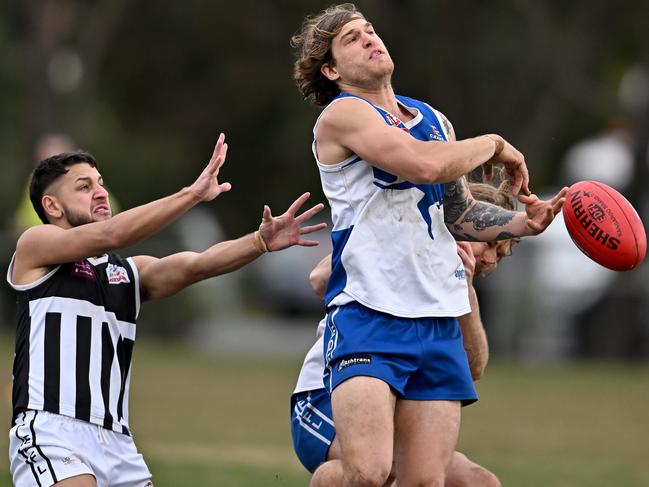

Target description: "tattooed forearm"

left=444, top=177, right=471, bottom=224
left=449, top=229, right=481, bottom=241
left=461, top=201, right=516, bottom=232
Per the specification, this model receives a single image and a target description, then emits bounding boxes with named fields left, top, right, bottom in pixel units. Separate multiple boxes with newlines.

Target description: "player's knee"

left=478, top=470, right=502, bottom=487
left=345, top=460, right=392, bottom=487
left=451, top=465, right=501, bottom=487
left=406, top=474, right=445, bottom=487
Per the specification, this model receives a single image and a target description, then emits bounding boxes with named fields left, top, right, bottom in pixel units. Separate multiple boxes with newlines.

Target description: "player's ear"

left=321, top=61, right=340, bottom=82
left=42, top=195, right=63, bottom=221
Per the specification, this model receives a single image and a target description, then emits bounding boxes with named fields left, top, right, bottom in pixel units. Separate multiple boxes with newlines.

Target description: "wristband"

left=254, top=230, right=269, bottom=253
left=485, top=134, right=505, bottom=155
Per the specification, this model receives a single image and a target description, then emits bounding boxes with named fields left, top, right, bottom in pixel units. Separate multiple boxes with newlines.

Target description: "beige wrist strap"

left=254, top=230, right=269, bottom=253
left=485, top=134, right=505, bottom=155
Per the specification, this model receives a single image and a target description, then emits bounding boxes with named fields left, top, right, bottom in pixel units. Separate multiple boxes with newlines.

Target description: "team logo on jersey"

left=107, top=264, right=130, bottom=284
left=71, top=261, right=95, bottom=280
left=385, top=112, right=409, bottom=133
left=429, top=124, right=444, bottom=141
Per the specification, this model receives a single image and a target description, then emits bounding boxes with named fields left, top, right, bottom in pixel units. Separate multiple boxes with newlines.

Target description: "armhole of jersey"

left=6, top=252, right=62, bottom=291
left=312, top=95, right=379, bottom=171
left=126, top=257, right=141, bottom=319
left=427, top=104, right=451, bottom=141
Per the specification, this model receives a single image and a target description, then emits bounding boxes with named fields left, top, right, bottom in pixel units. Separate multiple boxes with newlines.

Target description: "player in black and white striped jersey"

left=7, top=133, right=327, bottom=487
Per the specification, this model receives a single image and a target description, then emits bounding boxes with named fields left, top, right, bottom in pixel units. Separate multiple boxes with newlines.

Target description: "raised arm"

left=134, top=192, right=326, bottom=301
left=13, top=135, right=231, bottom=285
left=455, top=242, right=489, bottom=381
left=443, top=176, right=568, bottom=241
left=316, top=98, right=530, bottom=194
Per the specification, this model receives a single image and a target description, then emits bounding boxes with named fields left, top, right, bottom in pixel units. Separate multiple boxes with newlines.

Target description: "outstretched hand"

left=518, top=187, right=569, bottom=235
left=258, top=192, right=327, bottom=251
left=189, top=133, right=232, bottom=202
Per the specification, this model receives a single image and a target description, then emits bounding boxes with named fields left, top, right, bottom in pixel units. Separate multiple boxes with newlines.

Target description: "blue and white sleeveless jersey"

left=313, top=93, right=470, bottom=318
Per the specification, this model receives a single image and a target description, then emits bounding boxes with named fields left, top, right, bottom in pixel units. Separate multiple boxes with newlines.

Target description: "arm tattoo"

left=440, top=113, right=454, bottom=141
left=443, top=176, right=471, bottom=224
left=460, top=201, right=515, bottom=232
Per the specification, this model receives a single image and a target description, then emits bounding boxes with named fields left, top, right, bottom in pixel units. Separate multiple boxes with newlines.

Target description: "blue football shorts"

left=323, top=301, right=477, bottom=404
left=290, top=389, right=335, bottom=473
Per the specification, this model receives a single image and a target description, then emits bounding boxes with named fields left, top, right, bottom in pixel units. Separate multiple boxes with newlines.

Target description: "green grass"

left=1, top=336, right=648, bottom=486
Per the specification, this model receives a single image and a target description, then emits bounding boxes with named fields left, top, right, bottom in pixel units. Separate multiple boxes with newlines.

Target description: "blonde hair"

left=291, top=3, right=363, bottom=106
left=469, top=178, right=522, bottom=259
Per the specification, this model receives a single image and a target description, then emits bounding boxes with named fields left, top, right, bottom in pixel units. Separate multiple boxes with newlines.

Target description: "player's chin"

left=93, top=212, right=112, bottom=221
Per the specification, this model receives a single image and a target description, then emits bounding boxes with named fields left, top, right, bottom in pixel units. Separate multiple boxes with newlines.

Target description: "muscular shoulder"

left=315, top=97, right=387, bottom=165
left=316, top=97, right=381, bottom=135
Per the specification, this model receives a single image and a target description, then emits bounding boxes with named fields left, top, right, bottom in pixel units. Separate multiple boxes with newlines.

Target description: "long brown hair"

left=291, top=3, right=362, bottom=106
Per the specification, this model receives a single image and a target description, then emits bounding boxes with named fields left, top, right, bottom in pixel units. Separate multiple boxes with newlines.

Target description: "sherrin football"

left=562, top=180, right=646, bottom=271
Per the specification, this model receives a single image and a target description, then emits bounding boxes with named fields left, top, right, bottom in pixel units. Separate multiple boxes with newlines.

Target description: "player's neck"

left=342, top=84, right=407, bottom=121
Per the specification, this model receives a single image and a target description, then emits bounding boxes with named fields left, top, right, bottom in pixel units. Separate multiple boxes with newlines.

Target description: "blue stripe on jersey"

left=373, top=167, right=398, bottom=184
left=342, top=156, right=362, bottom=169
left=325, top=226, right=354, bottom=305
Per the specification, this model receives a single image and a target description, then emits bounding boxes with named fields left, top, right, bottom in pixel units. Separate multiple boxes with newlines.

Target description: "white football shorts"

left=9, top=410, right=153, bottom=487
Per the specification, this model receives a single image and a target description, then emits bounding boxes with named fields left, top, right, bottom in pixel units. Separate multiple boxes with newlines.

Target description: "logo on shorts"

left=107, top=264, right=130, bottom=284
left=62, top=456, right=79, bottom=465
left=337, top=356, right=372, bottom=371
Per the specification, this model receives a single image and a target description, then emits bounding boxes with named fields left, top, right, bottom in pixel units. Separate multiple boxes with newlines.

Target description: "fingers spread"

left=296, top=203, right=325, bottom=223
left=287, top=192, right=311, bottom=216
left=300, top=222, right=327, bottom=235
left=297, top=239, right=321, bottom=247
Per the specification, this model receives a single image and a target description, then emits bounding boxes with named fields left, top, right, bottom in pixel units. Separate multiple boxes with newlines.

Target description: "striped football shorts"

left=9, top=410, right=153, bottom=487
left=290, top=388, right=335, bottom=473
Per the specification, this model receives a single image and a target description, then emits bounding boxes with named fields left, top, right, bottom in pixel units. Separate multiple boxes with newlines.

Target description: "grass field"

left=1, top=336, right=648, bottom=486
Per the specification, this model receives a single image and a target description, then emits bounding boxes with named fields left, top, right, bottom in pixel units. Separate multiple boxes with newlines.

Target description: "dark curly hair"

left=291, top=3, right=363, bottom=107
left=30, top=151, right=98, bottom=224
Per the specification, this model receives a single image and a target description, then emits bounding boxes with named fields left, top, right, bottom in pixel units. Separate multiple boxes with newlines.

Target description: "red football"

left=562, top=180, right=646, bottom=271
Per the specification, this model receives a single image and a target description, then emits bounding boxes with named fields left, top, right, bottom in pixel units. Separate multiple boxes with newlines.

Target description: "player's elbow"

left=309, top=268, right=327, bottom=299
left=471, top=364, right=485, bottom=381
left=405, top=154, right=445, bottom=184
left=471, top=355, right=488, bottom=381
left=94, top=222, right=123, bottom=253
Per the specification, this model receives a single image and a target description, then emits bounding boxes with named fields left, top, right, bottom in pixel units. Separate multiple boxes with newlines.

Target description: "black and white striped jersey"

left=7, top=252, right=141, bottom=435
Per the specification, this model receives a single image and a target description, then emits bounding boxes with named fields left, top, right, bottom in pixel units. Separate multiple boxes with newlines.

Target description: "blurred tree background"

left=1, top=0, right=648, bottom=356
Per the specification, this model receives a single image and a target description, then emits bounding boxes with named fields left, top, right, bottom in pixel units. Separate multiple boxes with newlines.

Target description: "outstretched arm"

left=455, top=242, right=488, bottom=380
left=135, top=193, right=326, bottom=301
left=444, top=176, right=568, bottom=241
left=316, top=98, right=530, bottom=195
left=13, top=135, right=230, bottom=285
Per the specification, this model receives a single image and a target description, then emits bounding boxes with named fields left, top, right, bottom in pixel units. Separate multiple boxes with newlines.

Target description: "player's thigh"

left=331, top=376, right=395, bottom=468
left=393, top=399, right=461, bottom=483
left=54, top=474, right=97, bottom=486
